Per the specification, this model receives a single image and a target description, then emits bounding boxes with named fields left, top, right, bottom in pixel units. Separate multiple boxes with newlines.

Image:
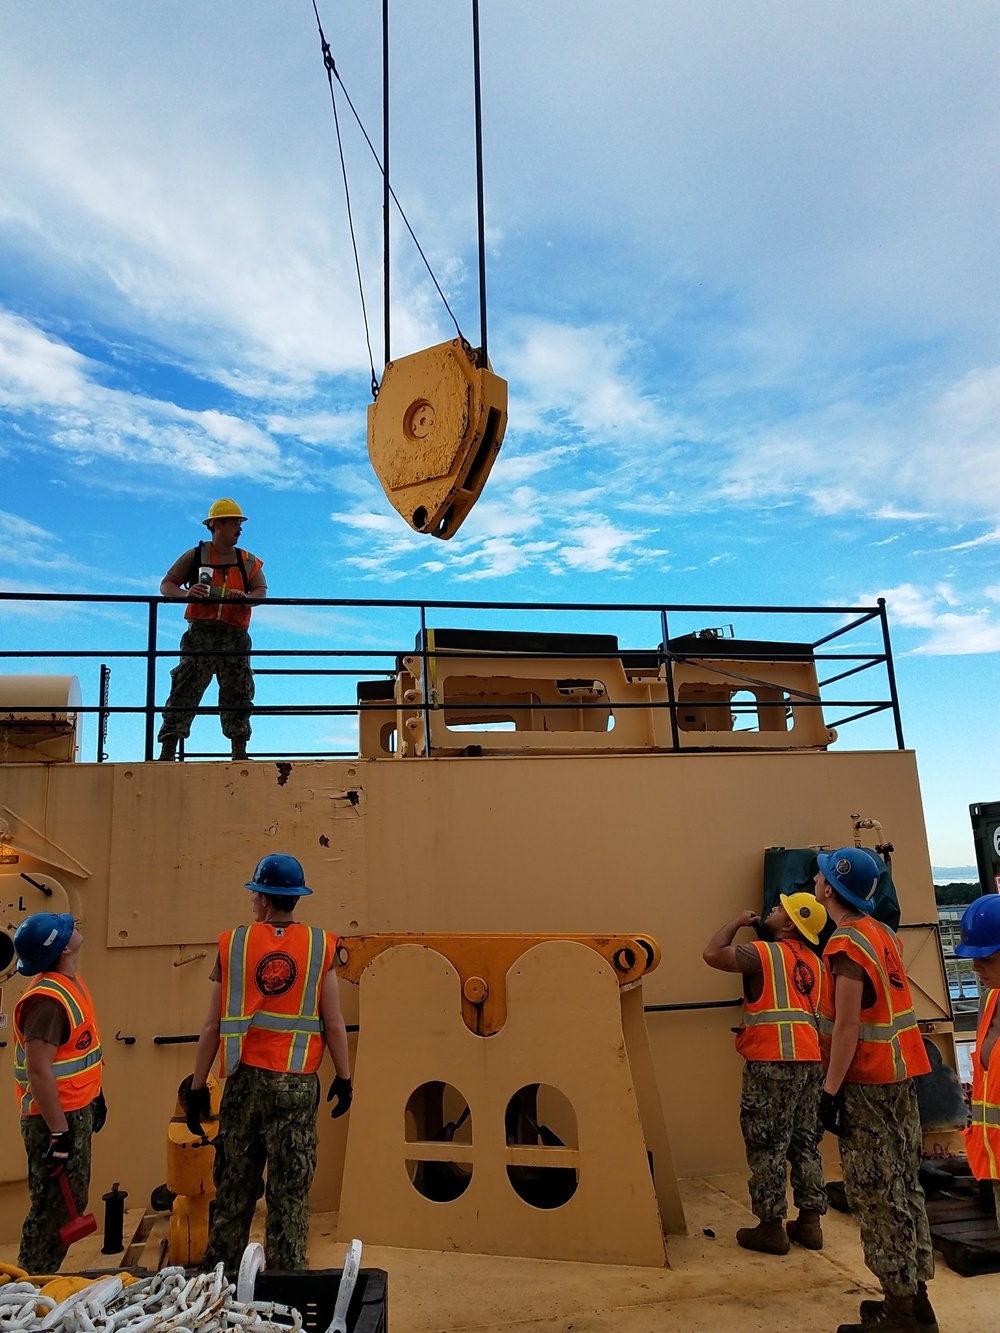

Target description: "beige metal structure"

left=362, top=631, right=835, bottom=757
left=0, top=676, right=81, bottom=764
left=0, top=741, right=949, bottom=1249
left=337, top=937, right=683, bottom=1265
left=367, top=340, right=507, bottom=540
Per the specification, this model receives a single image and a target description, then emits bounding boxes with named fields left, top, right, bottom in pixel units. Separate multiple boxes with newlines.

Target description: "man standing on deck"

left=182, top=853, right=352, bottom=1271
left=12, top=912, right=107, bottom=1273
left=158, top=498, right=266, bottom=762
left=814, top=847, right=935, bottom=1333
left=703, top=892, right=829, bottom=1255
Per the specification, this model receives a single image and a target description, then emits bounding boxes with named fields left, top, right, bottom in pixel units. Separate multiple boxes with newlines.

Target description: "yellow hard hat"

left=203, top=498, right=247, bottom=527
left=779, top=892, right=828, bottom=946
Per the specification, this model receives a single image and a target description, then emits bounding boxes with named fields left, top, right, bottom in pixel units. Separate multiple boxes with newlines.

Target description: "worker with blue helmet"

left=181, top=853, right=352, bottom=1271
left=814, top=848, right=934, bottom=1333
left=955, top=895, right=1000, bottom=1227
left=11, top=912, right=107, bottom=1272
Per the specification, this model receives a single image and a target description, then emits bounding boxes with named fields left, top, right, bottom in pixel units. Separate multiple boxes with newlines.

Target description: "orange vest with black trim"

left=13, top=973, right=103, bottom=1116
left=965, top=989, right=1000, bottom=1181
left=218, top=922, right=337, bottom=1077
left=818, top=917, right=930, bottom=1084
left=185, top=544, right=263, bottom=631
left=734, top=940, right=822, bottom=1062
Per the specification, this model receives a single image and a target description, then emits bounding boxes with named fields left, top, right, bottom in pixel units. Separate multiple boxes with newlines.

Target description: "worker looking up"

left=814, top=848, right=934, bottom=1333
left=12, top=912, right=107, bottom=1273
left=954, top=895, right=1000, bottom=1223
left=704, top=892, right=828, bottom=1255
left=183, top=853, right=352, bottom=1271
left=158, top=499, right=266, bottom=762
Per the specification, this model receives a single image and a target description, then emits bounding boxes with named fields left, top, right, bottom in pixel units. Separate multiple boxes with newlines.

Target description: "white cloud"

left=504, top=321, right=663, bottom=441
left=0, top=310, right=294, bottom=482
left=866, top=583, right=1000, bottom=655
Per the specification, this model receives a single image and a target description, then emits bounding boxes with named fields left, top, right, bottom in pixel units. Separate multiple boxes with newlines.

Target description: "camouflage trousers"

left=840, top=1079, right=934, bottom=1298
left=158, top=621, right=254, bottom=743
left=740, top=1060, right=827, bottom=1221
left=202, top=1064, right=319, bottom=1272
left=19, top=1103, right=95, bottom=1275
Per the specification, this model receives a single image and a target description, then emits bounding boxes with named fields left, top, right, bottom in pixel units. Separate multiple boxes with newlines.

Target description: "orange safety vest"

left=818, top=917, right=930, bottom=1084
left=184, top=543, right=263, bottom=632
left=734, top=940, right=822, bottom=1062
left=965, top=989, right=1000, bottom=1181
left=218, top=922, right=337, bottom=1077
left=13, top=973, right=103, bottom=1116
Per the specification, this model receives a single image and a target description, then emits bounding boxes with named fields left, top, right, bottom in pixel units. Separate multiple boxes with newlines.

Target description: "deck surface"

left=2, top=1173, right=995, bottom=1331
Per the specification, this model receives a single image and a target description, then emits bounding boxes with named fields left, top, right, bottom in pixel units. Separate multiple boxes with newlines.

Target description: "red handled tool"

left=54, top=1168, right=97, bottom=1246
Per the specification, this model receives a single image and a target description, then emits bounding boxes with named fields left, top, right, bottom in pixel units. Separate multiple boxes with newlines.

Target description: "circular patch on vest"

left=75, top=1031, right=93, bottom=1051
left=791, top=958, right=815, bottom=998
left=255, top=951, right=298, bottom=997
left=883, top=946, right=904, bottom=990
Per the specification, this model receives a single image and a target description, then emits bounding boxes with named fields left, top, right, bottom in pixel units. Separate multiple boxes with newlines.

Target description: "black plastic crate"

left=254, top=1268, right=388, bottom=1333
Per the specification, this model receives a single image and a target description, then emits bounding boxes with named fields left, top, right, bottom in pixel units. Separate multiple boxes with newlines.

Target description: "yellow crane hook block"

left=367, top=338, right=507, bottom=540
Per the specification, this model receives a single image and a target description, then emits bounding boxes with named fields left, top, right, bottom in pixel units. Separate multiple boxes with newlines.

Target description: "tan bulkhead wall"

left=0, top=747, right=943, bottom=1245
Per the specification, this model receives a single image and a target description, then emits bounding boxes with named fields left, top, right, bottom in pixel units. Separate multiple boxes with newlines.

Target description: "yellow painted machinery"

left=166, top=1073, right=221, bottom=1266
left=367, top=340, right=507, bottom=539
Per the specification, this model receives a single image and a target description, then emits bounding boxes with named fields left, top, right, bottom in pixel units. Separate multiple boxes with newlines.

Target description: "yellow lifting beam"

left=367, top=339, right=507, bottom=540
left=336, top=931, right=659, bottom=1035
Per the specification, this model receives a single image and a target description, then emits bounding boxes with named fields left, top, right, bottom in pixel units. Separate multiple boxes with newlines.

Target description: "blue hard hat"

left=955, top=895, right=1000, bottom=959
left=245, top=853, right=312, bottom=897
left=14, top=912, right=76, bottom=976
left=816, top=847, right=883, bottom=915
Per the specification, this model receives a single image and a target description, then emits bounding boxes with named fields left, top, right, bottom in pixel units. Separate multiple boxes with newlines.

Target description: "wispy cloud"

left=0, top=310, right=295, bottom=482
left=867, top=582, right=1000, bottom=655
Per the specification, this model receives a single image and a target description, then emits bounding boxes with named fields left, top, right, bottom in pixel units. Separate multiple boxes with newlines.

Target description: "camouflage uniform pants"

left=202, top=1064, right=319, bottom=1272
left=740, top=1060, right=827, bottom=1221
left=158, top=621, right=254, bottom=743
left=19, top=1102, right=95, bottom=1275
left=840, top=1079, right=934, bottom=1298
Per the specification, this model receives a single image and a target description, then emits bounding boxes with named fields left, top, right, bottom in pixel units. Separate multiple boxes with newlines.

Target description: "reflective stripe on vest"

left=735, top=941, right=821, bottom=1063
left=219, top=924, right=332, bottom=1076
left=819, top=919, right=929, bottom=1084
left=185, top=545, right=262, bottom=630
left=13, top=974, right=103, bottom=1116
left=965, top=990, right=1000, bottom=1180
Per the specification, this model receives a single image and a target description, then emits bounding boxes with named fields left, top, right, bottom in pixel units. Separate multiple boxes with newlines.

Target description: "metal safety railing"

left=0, top=592, right=905, bottom=762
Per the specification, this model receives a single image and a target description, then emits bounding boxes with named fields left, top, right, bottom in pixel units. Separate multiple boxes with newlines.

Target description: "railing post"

left=659, top=609, right=680, bottom=750
left=877, top=597, right=905, bottom=750
left=97, top=664, right=111, bottom=762
left=144, top=600, right=158, bottom=761
left=419, top=603, right=432, bottom=757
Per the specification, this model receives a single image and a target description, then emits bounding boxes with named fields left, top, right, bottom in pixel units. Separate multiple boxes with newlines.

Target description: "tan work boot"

left=837, top=1294, right=924, bottom=1332
left=858, top=1283, right=937, bottom=1329
left=785, top=1208, right=823, bottom=1250
left=735, top=1219, right=790, bottom=1254
left=157, top=738, right=178, bottom=761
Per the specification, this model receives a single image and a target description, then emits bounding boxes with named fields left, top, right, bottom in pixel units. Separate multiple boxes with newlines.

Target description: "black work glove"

left=91, top=1090, right=107, bottom=1134
left=326, top=1076, right=353, bottom=1119
left=45, top=1130, right=72, bottom=1174
left=178, top=1074, right=212, bottom=1138
left=818, top=1089, right=844, bottom=1137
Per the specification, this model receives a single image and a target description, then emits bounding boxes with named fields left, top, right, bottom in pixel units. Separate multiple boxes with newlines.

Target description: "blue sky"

left=1, top=2, right=998, bottom=867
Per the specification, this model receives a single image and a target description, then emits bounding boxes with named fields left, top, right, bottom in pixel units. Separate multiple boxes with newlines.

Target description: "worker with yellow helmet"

left=158, top=500, right=267, bottom=761
left=704, top=890, right=828, bottom=1255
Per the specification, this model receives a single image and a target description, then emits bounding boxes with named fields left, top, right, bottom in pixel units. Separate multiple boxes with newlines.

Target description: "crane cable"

left=310, top=0, right=468, bottom=398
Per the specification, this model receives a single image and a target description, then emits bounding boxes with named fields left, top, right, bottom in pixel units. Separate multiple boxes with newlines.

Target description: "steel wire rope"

left=311, top=0, right=378, bottom=397
left=310, top=0, right=467, bottom=385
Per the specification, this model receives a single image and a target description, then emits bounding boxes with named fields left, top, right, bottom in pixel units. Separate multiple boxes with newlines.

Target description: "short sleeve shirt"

left=734, top=943, right=764, bottom=1005
left=829, top=951, right=878, bottom=1010
left=19, top=994, right=71, bottom=1046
